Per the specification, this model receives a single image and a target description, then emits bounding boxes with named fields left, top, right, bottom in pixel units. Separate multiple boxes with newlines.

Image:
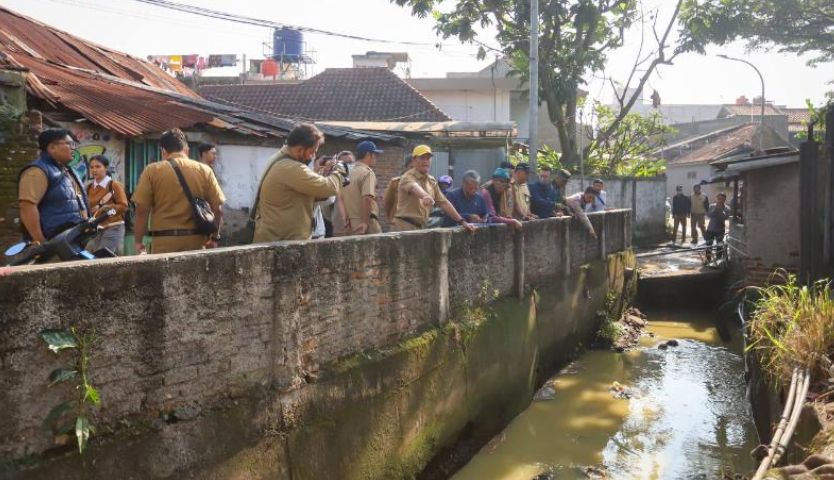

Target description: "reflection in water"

left=452, top=310, right=757, bottom=480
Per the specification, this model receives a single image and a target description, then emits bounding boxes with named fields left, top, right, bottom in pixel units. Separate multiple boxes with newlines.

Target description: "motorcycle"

left=4, top=208, right=118, bottom=266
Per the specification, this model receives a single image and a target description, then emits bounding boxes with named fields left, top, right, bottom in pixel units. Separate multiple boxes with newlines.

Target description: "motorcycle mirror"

left=4, top=242, right=27, bottom=256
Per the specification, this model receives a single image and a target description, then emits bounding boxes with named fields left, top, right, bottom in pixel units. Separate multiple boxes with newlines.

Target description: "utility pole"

left=717, top=54, right=765, bottom=151
left=528, top=0, right=539, bottom=175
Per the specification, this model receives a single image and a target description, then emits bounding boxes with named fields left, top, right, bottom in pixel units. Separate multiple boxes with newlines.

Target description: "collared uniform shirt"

left=393, top=168, right=450, bottom=230
left=253, top=148, right=342, bottom=242
left=87, top=176, right=129, bottom=227
left=510, top=180, right=532, bottom=219
left=132, top=153, right=226, bottom=254
left=342, top=162, right=381, bottom=234
left=691, top=193, right=709, bottom=215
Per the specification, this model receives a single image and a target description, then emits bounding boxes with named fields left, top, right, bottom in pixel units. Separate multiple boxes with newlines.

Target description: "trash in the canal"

left=583, top=465, right=608, bottom=478
left=609, top=381, right=632, bottom=399
left=657, top=339, right=680, bottom=350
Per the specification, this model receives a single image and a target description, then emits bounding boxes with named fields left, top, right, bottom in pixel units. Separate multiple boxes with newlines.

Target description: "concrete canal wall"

left=0, top=210, right=633, bottom=479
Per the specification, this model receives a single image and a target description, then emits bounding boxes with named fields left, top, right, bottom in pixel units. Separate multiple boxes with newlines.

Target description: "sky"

left=2, top=0, right=832, bottom=109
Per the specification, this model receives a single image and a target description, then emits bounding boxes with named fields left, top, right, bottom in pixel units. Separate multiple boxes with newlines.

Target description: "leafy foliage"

left=510, top=144, right=564, bottom=172
left=391, top=0, right=690, bottom=167
left=678, top=0, right=834, bottom=66
left=793, top=100, right=832, bottom=143
left=585, top=103, right=674, bottom=177
left=746, top=271, right=834, bottom=389
left=40, top=327, right=101, bottom=454
left=40, top=329, right=78, bottom=353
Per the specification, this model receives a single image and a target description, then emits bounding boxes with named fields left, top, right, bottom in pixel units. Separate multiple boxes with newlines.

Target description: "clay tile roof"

left=199, top=67, right=452, bottom=122
left=784, top=107, right=811, bottom=132
left=719, top=104, right=784, bottom=117
left=670, top=124, right=760, bottom=165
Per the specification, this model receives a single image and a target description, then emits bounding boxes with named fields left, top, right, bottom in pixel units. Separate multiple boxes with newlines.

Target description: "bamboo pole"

left=751, top=368, right=800, bottom=480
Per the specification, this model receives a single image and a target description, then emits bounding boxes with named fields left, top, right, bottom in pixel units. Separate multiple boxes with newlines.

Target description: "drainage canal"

left=450, top=253, right=756, bottom=479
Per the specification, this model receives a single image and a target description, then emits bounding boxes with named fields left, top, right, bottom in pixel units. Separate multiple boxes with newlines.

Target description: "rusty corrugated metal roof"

left=0, top=5, right=401, bottom=142
left=13, top=56, right=218, bottom=137
left=0, top=6, right=195, bottom=96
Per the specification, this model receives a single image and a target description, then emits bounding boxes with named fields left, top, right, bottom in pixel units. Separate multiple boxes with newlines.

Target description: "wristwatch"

left=456, top=218, right=466, bottom=225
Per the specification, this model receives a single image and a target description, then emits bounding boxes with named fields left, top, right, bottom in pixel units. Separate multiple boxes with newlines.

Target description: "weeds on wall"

left=40, top=327, right=101, bottom=454
left=595, top=290, right=625, bottom=345
left=746, top=270, right=834, bottom=389
left=451, top=280, right=500, bottom=349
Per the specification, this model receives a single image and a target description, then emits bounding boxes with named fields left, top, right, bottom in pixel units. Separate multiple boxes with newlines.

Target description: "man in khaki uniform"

left=690, top=183, right=710, bottom=244
left=253, top=124, right=347, bottom=242
left=132, top=129, right=225, bottom=254
left=393, top=145, right=475, bottom=232
left=510, top=162, right=537, bottom=221
left=342, top=140, right=383, bottom=235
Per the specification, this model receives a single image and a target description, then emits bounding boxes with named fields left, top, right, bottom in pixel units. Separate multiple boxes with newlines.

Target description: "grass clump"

left=747, top=270, right=834, bottom=388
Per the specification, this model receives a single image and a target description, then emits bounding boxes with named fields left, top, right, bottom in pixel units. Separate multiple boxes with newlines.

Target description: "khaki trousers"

left=691, top=214, right=706, bottom=243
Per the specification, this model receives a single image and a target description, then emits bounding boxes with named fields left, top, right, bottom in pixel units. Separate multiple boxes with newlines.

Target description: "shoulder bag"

left=168, top=160, right=217, bottom=235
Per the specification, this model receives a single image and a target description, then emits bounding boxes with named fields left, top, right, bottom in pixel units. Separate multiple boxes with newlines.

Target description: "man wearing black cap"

left=343, top=140, right=383, bottom=235
left=510, top=162, right=536, bottom=221
left=17, top=128, right=90, bottom=245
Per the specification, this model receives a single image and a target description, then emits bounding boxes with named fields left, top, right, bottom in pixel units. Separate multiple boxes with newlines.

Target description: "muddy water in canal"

left=451, top=309, right=758, bottom=480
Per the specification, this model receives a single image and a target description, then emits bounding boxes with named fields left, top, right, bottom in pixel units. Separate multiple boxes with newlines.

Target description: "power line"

left=128, top=0, right=443, bottom=47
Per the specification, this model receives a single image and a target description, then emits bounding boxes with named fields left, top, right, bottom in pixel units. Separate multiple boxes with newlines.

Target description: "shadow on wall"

left=0, top=211, right=632, bottom=480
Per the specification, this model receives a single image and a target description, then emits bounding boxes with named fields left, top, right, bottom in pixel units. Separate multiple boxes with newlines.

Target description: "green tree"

left=392, top=0, right=690, bottom=167
left=586, top=103, right=675, bottom=176
left=678, top=0, right=834, bottom=66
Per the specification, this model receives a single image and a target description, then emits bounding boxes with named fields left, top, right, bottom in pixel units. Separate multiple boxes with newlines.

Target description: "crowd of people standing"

left=671, top=183, right=731, bottom=259
left=15, top=124, right=610, bottom=259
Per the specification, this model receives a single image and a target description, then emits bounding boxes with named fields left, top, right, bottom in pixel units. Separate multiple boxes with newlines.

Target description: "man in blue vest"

left=18, top=129, right=90, bottom=245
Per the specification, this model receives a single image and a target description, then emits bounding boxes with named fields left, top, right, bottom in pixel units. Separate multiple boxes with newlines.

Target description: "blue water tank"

left=273, top=27, right=303, bottom=61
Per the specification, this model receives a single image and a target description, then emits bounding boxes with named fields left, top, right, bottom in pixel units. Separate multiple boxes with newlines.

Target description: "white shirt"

left=92, top=175, right=112, bottom=189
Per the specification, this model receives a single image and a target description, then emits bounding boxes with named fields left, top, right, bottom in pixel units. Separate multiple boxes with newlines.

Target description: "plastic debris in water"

left=609, top=381, right=633, bottom=399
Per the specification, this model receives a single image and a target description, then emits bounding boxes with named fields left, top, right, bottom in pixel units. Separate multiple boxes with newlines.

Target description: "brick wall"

left=0, top=117, right=38, bottom=250
left=0, top=210, right=629, bottom=463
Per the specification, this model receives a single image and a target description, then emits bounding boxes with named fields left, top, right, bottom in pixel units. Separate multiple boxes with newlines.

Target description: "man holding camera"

left=253, top=124, right=349, bottom=242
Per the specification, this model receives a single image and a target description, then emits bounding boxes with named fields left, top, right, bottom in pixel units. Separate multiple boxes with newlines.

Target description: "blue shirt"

left=442, top=187, right=489, bottom=227
left=528, top=181, right=557, bottom=218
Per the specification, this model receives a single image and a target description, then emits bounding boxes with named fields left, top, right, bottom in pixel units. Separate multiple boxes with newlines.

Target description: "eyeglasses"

left=54, top=140, right=78, bottom=149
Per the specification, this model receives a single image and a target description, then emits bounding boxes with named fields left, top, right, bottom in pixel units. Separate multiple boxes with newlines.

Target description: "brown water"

left=451, top=310, right=758, bottom=480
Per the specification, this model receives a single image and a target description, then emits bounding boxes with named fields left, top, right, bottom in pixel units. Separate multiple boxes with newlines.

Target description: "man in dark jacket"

left=17, top=129, right=90, bottom=244
left=671, top=185, right=691, bottom=244
left=529, top=166, right=557, bottom=218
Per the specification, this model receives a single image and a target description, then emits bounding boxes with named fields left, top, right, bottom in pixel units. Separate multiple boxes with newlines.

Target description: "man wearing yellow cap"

left=393, top=145, right=475, bottom=232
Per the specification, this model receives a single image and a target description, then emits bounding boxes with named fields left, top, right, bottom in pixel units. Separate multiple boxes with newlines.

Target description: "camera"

left=332, top=160, right=350, bottom=187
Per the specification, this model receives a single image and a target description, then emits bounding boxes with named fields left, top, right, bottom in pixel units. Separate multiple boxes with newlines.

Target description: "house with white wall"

left=664, top=123, right=793, bottom=200
left=408, top=59, right=580, bottom=151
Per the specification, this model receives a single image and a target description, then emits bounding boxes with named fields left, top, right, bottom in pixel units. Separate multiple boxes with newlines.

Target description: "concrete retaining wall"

left=566, top=176, right=665, bottom=242
left=0, top=210, right=631, bottom=479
